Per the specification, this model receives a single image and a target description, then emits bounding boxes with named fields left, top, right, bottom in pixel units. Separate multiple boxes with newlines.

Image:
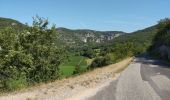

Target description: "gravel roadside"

left=0, top=58, right=133, bottom=100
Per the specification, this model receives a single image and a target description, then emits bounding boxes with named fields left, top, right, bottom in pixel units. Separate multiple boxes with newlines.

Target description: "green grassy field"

left=60, top=56, right=88, bottom=77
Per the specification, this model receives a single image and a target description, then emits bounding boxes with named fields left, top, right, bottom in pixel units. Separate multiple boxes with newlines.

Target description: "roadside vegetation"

left=0, top=16, right=67, bottom=91
left=148, top=18, right=170, bottom=62
left=87, top=25, right=158, bottom=69
left=0, top=16, right=169, bottom=92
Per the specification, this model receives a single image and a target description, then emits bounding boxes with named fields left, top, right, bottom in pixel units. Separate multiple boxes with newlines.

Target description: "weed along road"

left=0, top=58, right=132, bottom=100
left=0, top=57, right=170, bottom=100
left=88, top=57, right=170, bottom=100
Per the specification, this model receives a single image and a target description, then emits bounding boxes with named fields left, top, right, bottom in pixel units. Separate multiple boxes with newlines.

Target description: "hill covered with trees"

left=56, top=27, right=125, bottom=47
left=0, top=17, right=26, bottom=31
left=149, top=18, right=170, bottom=61
left=0, top=17, right=126, bottom=48
left=0, top=16, right=167, bottom=91
left=89, top=23, right=158, bottom=68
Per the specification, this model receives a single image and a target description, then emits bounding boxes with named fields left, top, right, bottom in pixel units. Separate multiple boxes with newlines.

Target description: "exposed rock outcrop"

left=158, top=45, right=170, bottom=60
left=56, top=28, right=125, bottom=45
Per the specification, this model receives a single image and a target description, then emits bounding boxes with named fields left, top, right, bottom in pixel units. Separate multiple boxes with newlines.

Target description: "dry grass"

left=0, top=58, right=133, bottom=100
left=86, top=58, right=93, bottom=66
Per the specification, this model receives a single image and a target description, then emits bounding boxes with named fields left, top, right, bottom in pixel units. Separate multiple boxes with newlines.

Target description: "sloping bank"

left=0, top=58, right=133, bottom=100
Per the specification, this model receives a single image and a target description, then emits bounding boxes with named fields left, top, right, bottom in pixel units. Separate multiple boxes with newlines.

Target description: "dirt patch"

left=0, top=58, right=133, bottom=100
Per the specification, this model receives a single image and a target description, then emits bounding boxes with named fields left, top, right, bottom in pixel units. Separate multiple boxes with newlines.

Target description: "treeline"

left=0, top=17, right=67, bottom=91
left=149, top=18, right=170, bottom=61
left=0, top=16, right=167, bottom=91
left=0, top=17, right=26, bottom=32
left=88, top=24, right=158, bottom=68
left=60, top=19, right=158, bottom=72
left=60, top=21, right=158, bottom=70
left=89, top=42, right=144, bottom=68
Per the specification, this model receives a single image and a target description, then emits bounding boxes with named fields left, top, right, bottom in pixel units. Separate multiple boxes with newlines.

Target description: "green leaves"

left=149, top=18, right=170, bottom=60
left=0, top=16, right=67, bottom=91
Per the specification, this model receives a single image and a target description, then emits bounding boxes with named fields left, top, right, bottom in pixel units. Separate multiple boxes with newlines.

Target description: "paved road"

left=88, top=57, right=170, bottom=100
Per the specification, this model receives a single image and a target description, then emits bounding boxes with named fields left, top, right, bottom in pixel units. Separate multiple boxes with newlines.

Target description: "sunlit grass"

left=60, top=56, right=88, bottom=77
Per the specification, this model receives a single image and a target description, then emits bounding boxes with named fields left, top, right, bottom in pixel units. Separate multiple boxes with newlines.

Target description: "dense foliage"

left=0, top=17, right=26, bottom=32
left=90, top=54, right=111, bottom=68
left=0, top=17, right=66, bottom=91
left=152, top=18, right=170, bottom=47
left=56, top=27, right=125, bottom=48
left=149, top=18, right=170, bottom=60
left=89, top=24, right=158, bottom=68
left=0, top=16, right=165, bottom=91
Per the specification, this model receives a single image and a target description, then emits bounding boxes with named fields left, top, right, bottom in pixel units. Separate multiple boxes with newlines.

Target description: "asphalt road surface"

left=88, top=57, right=170, bottom=100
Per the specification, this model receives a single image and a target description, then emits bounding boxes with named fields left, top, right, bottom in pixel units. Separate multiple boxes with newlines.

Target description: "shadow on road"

left=134, top=53, right=170, bottom=68
left=139, top=55, right=170, bottom=100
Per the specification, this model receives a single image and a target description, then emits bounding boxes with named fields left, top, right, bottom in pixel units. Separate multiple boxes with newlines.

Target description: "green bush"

left=0, top=16, right=67, bottom=91
left=4, top=74, right=27, bottom=91
left=82, top=48, right=95, bottom=59
left=90, top=55, right=112, bottom=68
left=149, top=18, right=170, bottom=60
left=73, top=64, right=81, bottom=75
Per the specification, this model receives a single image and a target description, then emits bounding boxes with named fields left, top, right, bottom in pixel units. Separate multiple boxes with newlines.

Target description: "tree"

left=149, top=18, right=170, bottom=60
left=81, top=48, right=95, bottom=58
left=90, top=54, right=112, bottom=68
left=73, top=64, right=81, bottom=75
left=0, top=16, right=67, bottom=90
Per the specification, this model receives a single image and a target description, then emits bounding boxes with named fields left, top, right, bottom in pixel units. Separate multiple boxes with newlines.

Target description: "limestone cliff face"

left=57, top=28, right=125, bottom=45
left=80, top=32, right=118, bottom=43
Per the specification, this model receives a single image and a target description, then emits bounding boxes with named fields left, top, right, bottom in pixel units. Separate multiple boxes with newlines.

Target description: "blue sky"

left=0, top=0, right=170, bottom=32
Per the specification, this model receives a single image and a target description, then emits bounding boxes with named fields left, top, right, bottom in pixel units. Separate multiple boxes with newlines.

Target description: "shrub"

left=0, top=16, right=67, bottom=91
left=90, top=55, right=112, bottom=68
left=149, top=18, right=170, bottom=60
left=73, top=64, right=81, bottom=75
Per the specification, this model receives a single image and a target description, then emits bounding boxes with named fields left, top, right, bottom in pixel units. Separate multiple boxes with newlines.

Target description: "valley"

left=0, top=4, right=169, bottom=100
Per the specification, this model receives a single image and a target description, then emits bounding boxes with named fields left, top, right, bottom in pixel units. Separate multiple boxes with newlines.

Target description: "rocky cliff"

left=56, top=28, right=125, bottom=46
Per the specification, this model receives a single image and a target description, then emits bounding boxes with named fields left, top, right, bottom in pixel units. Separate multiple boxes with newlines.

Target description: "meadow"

left=60, top=56, right=89, bottom=77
